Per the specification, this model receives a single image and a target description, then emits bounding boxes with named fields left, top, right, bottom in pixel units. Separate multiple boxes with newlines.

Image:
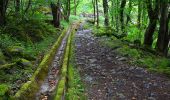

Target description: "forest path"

left=74, top=22, right=170, bottom=100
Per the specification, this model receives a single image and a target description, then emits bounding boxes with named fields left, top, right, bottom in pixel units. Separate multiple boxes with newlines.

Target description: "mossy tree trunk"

left=126, top=0, right=132, bottom=25
left=64, top=0, right=70, bottom=22
left=144, top=0, right=159, bottom=47
left=92, top=0, right=96, bottom=24
left=103, top=0, right=109, bottom=26
left=96, top=0, right=99, bottom=27
left=156, top=1, right=169, bottom=56
left=0, top=0, right=8, bottom=26
left=120, top=0, right=126, bottom=32
left=51, top=2, right=61, bottom=28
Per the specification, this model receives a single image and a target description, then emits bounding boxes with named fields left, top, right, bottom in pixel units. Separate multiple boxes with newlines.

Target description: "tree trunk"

left=126, top=0, right=132, bottom=25
left=0, top=0, right=8, bottom=26
left=156, top=2, right=169, bottom=56
left=74, top=0, right=76, bottom=15
left=144, top=0, right=159, bottom=47
left=64, top=0, right=70, bottom=22
left=92, top=0, right=96, bottom=24
left=103, top=0, right=109, bottom=26
left=115, top=0, right=119, bottom=32
left=96, top=0, right=99, bottom=27
left=51, top=2, right=60, bottom=28
left=120, top=0, right=126, bottom=31
left=137, top=0, right=141, bottom=28
left=144, top=19, right=157, bottom=46
left=111, top=0, right=114, bottom=25
left=15, top=0, right=20, bottom=13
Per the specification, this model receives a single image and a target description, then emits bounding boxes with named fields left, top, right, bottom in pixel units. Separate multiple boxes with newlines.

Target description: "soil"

left=74, top=23, right=170, bottom=100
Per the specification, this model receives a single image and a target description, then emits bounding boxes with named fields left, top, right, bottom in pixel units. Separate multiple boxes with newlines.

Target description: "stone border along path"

left=13, top=22, right=79, bottom=100
left=74, top=22, right=170, bottom=100
left=36, top=22, right=80, bottom=100
left=36, top=27, right=71, bottom=100
left=14, top=27, right=67, bottom=100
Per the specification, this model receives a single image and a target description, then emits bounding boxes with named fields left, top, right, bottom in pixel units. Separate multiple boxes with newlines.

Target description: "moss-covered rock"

left=6, top=46, right=24, bottom=57
left=0, top=84, right=10, bottom=99
left=17, top=59, right=32, bottom=67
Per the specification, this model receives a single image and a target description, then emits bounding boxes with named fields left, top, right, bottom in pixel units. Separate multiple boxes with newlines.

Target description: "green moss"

left=117, top=46, right=141, bottom=59
left=17, top=58, right=32, bottom=67
left=66, top=25, right=86, bottom=100
left=54, top=29, right=72, bottom=99
left=54, top=77, right=66, bottom=100
left=0, top=84, right=9, bottom=96
left=92, top=26, right=114, bottom=37
left=6, top=46, right=24, bottom=57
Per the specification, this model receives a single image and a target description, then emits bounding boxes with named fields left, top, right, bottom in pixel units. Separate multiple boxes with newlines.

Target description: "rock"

left=85, top=76, right=93, bottom=83
left=118, top=57, right=127, bottom=61
left=116, top=93, right=126, bottom=99
left=6, top=46, right=24, bottom=56
left=89, top=58, right=97, bottom=63
left=17, top=59, right=32, bottom=67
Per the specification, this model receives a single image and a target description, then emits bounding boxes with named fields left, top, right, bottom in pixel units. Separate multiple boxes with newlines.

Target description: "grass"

left=66, top=29, right=85, bottom=100
left=99, top=35, right=170, bottom=77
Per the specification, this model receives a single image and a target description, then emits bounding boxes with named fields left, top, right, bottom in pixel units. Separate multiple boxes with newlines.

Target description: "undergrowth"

left=0, top=15, right=60, bottom=97
left=100, top=36, right=170, bottom=77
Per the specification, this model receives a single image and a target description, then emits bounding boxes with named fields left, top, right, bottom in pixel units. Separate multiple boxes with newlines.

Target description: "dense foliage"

left=0, top=0, right=169, bottom=99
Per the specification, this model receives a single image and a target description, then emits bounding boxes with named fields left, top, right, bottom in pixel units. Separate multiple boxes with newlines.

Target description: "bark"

left=74, top=0, right=76, bottom=15
left=96, top=0, right=99, bottom=27
left=126, top=0, right=132, bottom=25
left=66, top=0, right=70, bottom=22
left=115, top=0, right=119, bottom=32
left=103, top=0, right=109, bottom=26
left=156, top=2, right=169, bottom=56
left=120, top=0, right=126, bottom=31
left=144, top=0, right=159, bottom=47
left=137, top=0, right=141, bottom=28
left=111, top=0, right=114, bottom=25
left=51, top=2, right=60, bottom=28
left=92, top=0, right=96, bottom=24
left=0, top=0, right=8, bottom=26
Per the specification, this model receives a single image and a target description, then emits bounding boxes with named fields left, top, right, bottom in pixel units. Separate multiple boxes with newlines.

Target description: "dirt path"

left=36, top=28, right=71, bottom=100
left=74, top=23, right=170, bottom=100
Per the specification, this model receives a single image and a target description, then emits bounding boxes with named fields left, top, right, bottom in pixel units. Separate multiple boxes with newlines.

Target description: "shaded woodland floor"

left=74, top=23, right=170, bottom=100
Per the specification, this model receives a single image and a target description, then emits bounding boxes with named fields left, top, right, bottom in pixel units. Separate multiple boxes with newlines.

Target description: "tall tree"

left=0, top=0, right=8, bottom=26
left=51, top=1, right=61, bottom=28
left=126, top=0, right=132, bottom=25
left=137, top=0, right=142, bottom=28
left=96, top=0, right=99, bottom=27
left=103, top=0, right=109, bottom=26
left=156, top=1, right=169, bottom=56
left=120, top=0, right=126, bottom=31
left=144, top=0, right=159, bottom=47
left=92, top=0, right=96, bottom=24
